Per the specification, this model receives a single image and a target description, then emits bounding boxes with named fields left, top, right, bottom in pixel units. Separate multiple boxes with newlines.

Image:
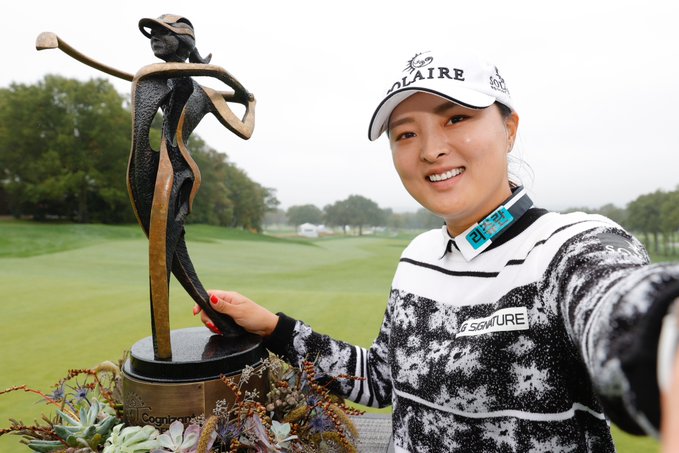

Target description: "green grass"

left=0, top=221, right=662, bottom=452
left=0, top=220, right=311, bottom=258
left=0, top=220, right=143, bottom=257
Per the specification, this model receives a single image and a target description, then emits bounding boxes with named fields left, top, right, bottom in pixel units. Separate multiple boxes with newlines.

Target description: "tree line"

left=564, top=188, right=679, bottom=256
left=280, top=188, right=679, bottom=246
left=275, top=196, right=443, bottom=235
left=0, top=76, right=277, bottom=231
left=2, top=76, right=677, bottom=242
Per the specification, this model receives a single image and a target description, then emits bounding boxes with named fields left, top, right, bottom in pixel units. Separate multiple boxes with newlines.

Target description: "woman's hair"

left=494, top=101, right=532, bottom=191
left=495, top=102, right=513, bottom=120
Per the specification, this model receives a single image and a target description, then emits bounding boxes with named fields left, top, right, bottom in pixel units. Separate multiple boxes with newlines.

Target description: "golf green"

left=0, top=222, right=659, bottom=452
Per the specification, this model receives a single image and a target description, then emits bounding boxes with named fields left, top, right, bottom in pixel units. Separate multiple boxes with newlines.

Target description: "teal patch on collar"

left=466, top=207, right=514, bottom=250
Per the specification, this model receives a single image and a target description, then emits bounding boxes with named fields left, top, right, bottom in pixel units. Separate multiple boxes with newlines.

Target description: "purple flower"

left=74, top=386, right=89, bottom=403
left=216, top=420, right=240, bottom=444
left=48, top=386, right=65, bottom=401
left=309, top=414, right=333, bottom=433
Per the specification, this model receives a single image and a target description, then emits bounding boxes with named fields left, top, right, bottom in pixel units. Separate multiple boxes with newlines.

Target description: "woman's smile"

left=427, top=167, right=466, bottom=183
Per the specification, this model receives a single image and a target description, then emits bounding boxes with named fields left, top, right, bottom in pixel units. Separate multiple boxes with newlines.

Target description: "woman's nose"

left=420, top=127, right=450, bottom=162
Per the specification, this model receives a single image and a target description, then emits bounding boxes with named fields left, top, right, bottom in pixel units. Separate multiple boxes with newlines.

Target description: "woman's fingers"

left=195, top=291, right=247, bottom=335
left=203, top=290, right=279, bottom=337
left=197, top=305, right=221, bottom=335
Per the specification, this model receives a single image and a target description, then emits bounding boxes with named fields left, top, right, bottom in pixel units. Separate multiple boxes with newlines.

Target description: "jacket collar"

left=440, top=186, right=534, bottom=261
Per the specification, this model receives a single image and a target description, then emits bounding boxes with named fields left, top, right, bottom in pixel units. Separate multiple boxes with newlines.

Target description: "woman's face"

left=388, top=92, right=519, bottom=236
left=150, top=27, right=182, bottom=62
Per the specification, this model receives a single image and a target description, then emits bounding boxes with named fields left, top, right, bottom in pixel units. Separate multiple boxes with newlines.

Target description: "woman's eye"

left=447, top=115, right=467, bottom=125
left=395, top=131, right=416, bottom=141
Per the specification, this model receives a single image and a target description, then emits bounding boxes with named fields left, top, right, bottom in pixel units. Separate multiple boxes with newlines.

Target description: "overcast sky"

left=4, top=0, right=678, bottom=212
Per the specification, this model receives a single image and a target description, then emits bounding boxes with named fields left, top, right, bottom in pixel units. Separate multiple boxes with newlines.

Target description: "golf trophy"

left=36, top=14, right=268, bottom=429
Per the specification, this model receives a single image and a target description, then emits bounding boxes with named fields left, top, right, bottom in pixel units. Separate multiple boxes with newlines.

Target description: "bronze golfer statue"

left=130, top=14, right=255, bottom=359
left=37, top=14, right=267, bottom=429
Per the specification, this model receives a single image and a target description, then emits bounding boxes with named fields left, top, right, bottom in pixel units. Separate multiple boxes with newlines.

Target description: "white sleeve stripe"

left=394, top=388, right=606, bottom=422
left=348, top=345, right=364, bottom=402
left=357, top=346, right=373, bottom=405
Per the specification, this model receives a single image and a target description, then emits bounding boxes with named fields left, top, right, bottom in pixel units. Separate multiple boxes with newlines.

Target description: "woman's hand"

left=194, top=290, right=279, bottom=337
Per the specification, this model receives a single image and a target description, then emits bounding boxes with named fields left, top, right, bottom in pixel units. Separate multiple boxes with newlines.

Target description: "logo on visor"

left=489, top=67, right=509, bottom=95
left=404, top=52, right=434, bottom=74
left=387, top=53, right=465, bottom=95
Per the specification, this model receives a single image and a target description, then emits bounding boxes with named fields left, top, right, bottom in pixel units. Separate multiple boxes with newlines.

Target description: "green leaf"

left=26, top=440, right=64, bottom=453
left=96, top=415, right=119, bottom=435
left=55, top=408, right=80, bottom=427
left=81, top=424, right=96, bottom=440
left=53, top=424, right=79, bottom=439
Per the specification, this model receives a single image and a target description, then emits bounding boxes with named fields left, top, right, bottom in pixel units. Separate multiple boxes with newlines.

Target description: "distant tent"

left=298, top=223, right=320, bottom=238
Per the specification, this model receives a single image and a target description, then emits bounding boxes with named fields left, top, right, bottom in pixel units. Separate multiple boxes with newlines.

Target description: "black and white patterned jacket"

left=266, top=190, right=679, bottom=452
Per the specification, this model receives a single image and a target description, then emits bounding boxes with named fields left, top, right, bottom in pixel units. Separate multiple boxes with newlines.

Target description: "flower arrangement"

left=0, top=354, right=365, bottom=452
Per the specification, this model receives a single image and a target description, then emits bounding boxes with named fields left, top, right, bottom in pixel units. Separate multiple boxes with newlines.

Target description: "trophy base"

left=122, top=327, right=268, bottom=430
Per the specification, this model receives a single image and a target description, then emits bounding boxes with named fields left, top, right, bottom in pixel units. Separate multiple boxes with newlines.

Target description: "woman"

left=197, top=49, right=679, bottom=452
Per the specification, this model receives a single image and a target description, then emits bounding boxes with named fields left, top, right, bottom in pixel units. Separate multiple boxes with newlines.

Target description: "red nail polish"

left=206, top=322, right=222, bottom=335
left=192, top=305, right=200, bottom=316
left=210, top=295, right=219, bottom=304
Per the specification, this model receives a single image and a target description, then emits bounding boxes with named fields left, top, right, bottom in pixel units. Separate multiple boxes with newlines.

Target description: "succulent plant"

left=152, top=420, right=200, bottom=453
left=266, top=385, right=305, bottom=416
left=53, top=399, right=118, bottom=449
left=103, top=423, right=160, bottom=453
left=26, top=399, right=118, bottom=452
left=270, top=420, right=297, bottom=449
